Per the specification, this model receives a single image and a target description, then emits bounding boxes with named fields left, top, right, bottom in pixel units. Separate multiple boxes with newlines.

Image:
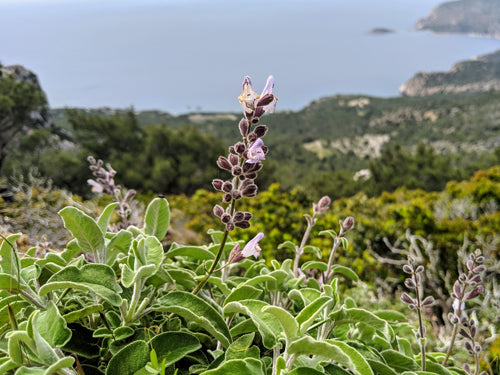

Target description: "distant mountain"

left=400, top=49, right=500, bottom=96
left=416, top=0, right=500, bottom=39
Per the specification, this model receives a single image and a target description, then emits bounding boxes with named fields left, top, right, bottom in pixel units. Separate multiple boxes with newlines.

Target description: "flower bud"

left=253, top=125, right=268, bottom=138
left=401, top=292, right=415, bottom=305
left=465, top=341, right=474, bottom=355
left=460, top=328, right=471, bottom=340
left=448, top=312, right=459, bottom=324
left=474, top=344, right=482, bottom=353
left=232, top=190, right=242, bottom=200
left=232, top=166, right=242, bottom=176
left=235, top=221, right=251, bottom=229
left=475, top=255, right=485, bottom=263
left=472, top=265, right=486, bottom=273
left=212, top=179, right=224, bottom=191
left=226, top=223, right=235, bottom=231
left=247, top=132, right=257, bottom=142
left=233, top=211, right=245, bottom=222
left=239, top=118, right=249, bottom=137
left=229, top=146, right=236, bottom=154
left=467, top=259, right=474, bottom=271
left=257, top=93, right=275, bottom=107
left=405, top=278, right=416, bottom=289
left=414, top=273, right=421, bottom=284
left=465, top=285, right=483, bottom=300
left=403, top=265, right=413, bottom=274
left=422, top=296, right=435, bottom=306
left=235, top=142, right=246, bottom=154
left=222, top=181, right=233, bottom=193
left=243, top=212, right=252, bottom=221
left=415, top=265, right=425, bottom=274
left=454, top=280, right=462, bottom=299
left=222, top=193, right=232, bottom=203
left=221, top=213, right=231, bottom=224
left=229, top=154, right=239, bottom=166
left=342, top=216, right=354, bottom=232
left=459, top=273, right=467, bottom=282
left=213, top=205, right=224, bottom=217
left=217, top=156, right=232, bottom=171
left=87, top=155, right=96, bottom=164
left=241, top=184, right=258, bottom=197
left=469, top=274, right=482, bottom=284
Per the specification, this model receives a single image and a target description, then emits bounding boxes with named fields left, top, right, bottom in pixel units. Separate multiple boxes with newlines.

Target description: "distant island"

left=400, top=0, right=500, bottom=96
left=416, top=0, right=500, bottom=39
left=368, top=27, right=395, bottom=35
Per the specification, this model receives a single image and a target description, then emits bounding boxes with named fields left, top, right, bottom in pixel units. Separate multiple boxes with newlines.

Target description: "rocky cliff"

left=415, top=0, right=500, bottom=39
left=399, top=49, right=500, bottom=96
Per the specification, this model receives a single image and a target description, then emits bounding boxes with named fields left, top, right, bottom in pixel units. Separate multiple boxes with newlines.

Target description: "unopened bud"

left=222, top=193, right=232, bottom=203
left=235, top=142, right=246, bottom=154
left=124, top=189, right=136, bottom=202
left=235, top=221, right=251, bottom=229
left=229, top=154, right=239, bottom=166
left=342, top=216, right=354, bottom=232
left=229, top=146, right=236, bottom=154
left=221, top=213, right=231, bottom=224
left=257, top=93, right=275, bottom=107
left=465, top=285, right=483, bottom=300
left=226, top=223, right=235, bottom=231
left=247, top=132, right=257, bottom=142
left=232, top=166, right=242, bottom=176
left=403, top=265, right=413, bottom=274
left=422, top=296, right=435, bottom=306
left=253, top=125, right=268, bottom=138
left=465, top=341, right=474, bottom=355
left=213, top=205, right=224, bottom=217
left=467, top=259, right=474, bottom=271
left=87, top=155, right=96, bottom=164
left=222, top=181, right=233, bottom=193
left=233, top=211, right=245, bottom=222
left=473, top=265, right=486, bottom=273
left=454, top=280, right=462, bottom=298
left=239, top=118, right=249, bottom=137
left=401, top=293, right=415, bottom=305
left=232, top=190, right=242, bottom=200
left=405, top=278, right=416, bottom=289
left=459, top=274, right=467, bottom=282
left=241, top=184, right=258, bottom=197
left=448, top=312, right=459, bottom=324
left=415, top=265, right=425, bottom=274
left=474, top=344, right=482, bottom=353
left=212, top=179, right=224, bottom=191
left=217, top=156, right=232, bottom=171
left=475, top=255, right=485, bottom=263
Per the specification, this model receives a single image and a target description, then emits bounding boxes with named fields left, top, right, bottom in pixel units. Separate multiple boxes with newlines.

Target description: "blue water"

left=1, top=0, right=499, bottom=114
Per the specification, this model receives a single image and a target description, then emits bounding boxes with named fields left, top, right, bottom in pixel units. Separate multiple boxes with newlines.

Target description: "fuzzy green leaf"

left=36, top=301, right=72, bottom=347
left=97, top=202, right=119, bottom=234
left=225, top=333, right=260, bottom=360
left=200, top=358, right=265, bottom=375
left=150, top=331, right=201, bottom=367
left=330, top=265, right=359, bottom=282
left=39, top=264, right=122, bottom=306
left=153, top=291, right=231, bottom=348
left=166, top=244, right=215, bottom=261
left=380, top=350, right=419, bottom=373
left=261, top=305, right=299, bottom=340
left=330, top=307, right=395, bottom=342
left=224, top=285, right=262, bottom=305
left=59, top=207, right=105, bottom=263
left=288, top=336, right=374, bottom=375
left=106, top=340, right=150, bottom=375
left=224, top=300, right=282, bottom=349
left=296, top=296, right=333, bottom=335
left=143, top=197, right=170, bottom=241
left=0, top=233, right=22, bottom=277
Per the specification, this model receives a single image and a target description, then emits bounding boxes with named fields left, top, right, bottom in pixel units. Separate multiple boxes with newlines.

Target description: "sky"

left=1, top=0, right=499, bottom=114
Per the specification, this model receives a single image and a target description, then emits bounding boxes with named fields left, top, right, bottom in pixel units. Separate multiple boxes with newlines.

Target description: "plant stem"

left=192, top=229, right=229, bottom=295
left=293, top=214, right=316, bottom=277
left=125, top=280, right=143, bottom=323
left=415, top=285, right=426, bottom=371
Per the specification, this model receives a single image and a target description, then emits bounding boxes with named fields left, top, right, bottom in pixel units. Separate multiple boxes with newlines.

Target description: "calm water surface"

left=1, top=0, right=499, bottom=114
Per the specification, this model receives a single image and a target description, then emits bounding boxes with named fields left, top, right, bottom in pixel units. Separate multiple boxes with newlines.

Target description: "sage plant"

left=192, top=75, right=277, bottom=294
left=442, top=249, right=486, bottom=366
left=401, top=258, right=435, bottom=371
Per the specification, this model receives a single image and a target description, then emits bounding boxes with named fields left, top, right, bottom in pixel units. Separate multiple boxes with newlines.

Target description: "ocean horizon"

left=1, top=0, right=499, bottom=115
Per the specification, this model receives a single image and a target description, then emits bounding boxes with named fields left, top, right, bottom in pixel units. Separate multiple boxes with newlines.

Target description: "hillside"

left=415, top=0, right=500, bottom=39
left=400, top=49, right=500, bottom=96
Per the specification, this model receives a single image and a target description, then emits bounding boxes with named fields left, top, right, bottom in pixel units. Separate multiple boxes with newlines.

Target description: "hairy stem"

left=293, top=214, right=316, bottom=277
left=415, top=285, right=426, bottom=371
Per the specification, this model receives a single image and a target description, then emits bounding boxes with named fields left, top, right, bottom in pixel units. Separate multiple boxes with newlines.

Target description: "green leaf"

left=288, top=336, right=374, bottom=375
left=230, top=319, right=257, bottom=338
left=121, top=236, right=163, bottom=287
left=374, top=310, right=407, bottom=322
left=39, top=264, right=122, bottom=306
left=302, top=245, right=323, bottom=259
left=143, top=197, right=170, bottom=241
left=59, top=239, right=83, bottom=262
left=261, top=305, right=298, bottom=340
left=0, top=233, right=22, bottom=277
left=106, top=230, right=133, bottom=264
left=224, top=285, right=262, bottom=305
left=330, top=265, right=359, bottom=282
left=301, top=261, right=328, bottom=272
left=106, top=340, right=150, bottom=375
left=224, top=300, right=281, bottom=349
left=114, top=326, right=135, bottom=341
left=225, top=333, right=260, bottom=360
left=200, top=358, right=264, bottom=375
left=0, top=273, right=25, bottom=291
left=43, top=356, right=75, bottom=375
left=319, top=230, right=337, bottom=239
left=166, top=244, right=215, bottom=261
left=288, top=368, right=325, bottom=375
left=150, top=331, right=201, bottom=367
left=36, top=301, right=72, bottom=347
left=153, top=291, right=231, bottom=348
left=424, top=362, right=453, bottom=375
left=380, top=350, right=419, bottom=373
left=367, top=360, right=398, bottom=375
left=97, top=202, right=119, bottom=234
left=59, top=207, right=105, bottom=263
left=31, top=311, right=60, bottom=365
left=330, top=307, right=395, bottom=342
left=277, top=241, right=298, bottom=252
left=296, top=296, right=333, bottom=335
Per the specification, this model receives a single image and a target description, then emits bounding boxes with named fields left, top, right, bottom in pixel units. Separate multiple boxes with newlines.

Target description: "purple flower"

left=246, top=138, right=266, bottom=164
left=238, top=75, right=277, bottom=116
left=241, top=232, right=265, bottom=258
left=87, top=179, right=104, bottom=193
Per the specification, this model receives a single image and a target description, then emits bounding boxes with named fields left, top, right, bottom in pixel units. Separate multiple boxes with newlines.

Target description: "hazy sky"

left=1, top=0, right=499, bottom=114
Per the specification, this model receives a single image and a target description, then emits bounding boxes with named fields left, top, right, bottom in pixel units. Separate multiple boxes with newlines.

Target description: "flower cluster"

left=87, top=156, right=137, bottom=230
left=212, top=76, right=277, bottom=231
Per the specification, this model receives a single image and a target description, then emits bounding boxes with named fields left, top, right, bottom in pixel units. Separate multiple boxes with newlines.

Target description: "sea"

left=1, top=0, right=499, bottom=115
